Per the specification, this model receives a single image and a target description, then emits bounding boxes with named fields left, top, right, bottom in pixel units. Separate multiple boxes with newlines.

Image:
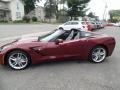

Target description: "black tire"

left=6, top=50, right=31, bottom=70
left=59, top=27, right=64, bottom=30
left=89, top=46, right=107, bottom=63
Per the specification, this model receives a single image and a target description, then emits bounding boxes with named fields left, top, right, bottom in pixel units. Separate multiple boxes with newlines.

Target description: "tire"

left=89, top=46, right=107, bottom=63
left=59, top=27, right=63, bottom=30
left=6, top=50, right=30, bottom=70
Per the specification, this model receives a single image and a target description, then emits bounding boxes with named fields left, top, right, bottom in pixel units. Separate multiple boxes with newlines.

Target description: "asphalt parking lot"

left=0, top=25, right=120, bottom=90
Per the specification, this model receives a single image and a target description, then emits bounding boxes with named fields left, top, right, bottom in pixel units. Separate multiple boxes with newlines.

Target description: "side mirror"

left=55, top=39, right=63, bottom=45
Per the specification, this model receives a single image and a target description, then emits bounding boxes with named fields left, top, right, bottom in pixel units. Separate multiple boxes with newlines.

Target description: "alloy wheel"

left=8, top=51, right=29, bottom=70
left=91, top=47, right=106, bottom=63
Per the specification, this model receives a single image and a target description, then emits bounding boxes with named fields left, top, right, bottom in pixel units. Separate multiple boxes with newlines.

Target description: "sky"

left=88, top=0, right=120, bottom=19
left=38, top=0, right=120, bottom=20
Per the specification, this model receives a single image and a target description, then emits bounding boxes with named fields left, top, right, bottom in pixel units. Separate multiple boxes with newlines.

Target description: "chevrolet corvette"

left=0, top=29, right=116, bottom=70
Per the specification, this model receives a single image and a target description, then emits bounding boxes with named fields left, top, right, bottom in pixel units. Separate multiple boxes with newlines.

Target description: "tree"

left=109, top=10, right=120, bottom=22
left=22, top=0, right=39, bottom=14
left=88, top=12, right=95, bottom=18
left=59, top=0, right=67, bottom=10
left=67, top=0, right=90, bottom=20
left=44, top=0, right=68, bottom=22
left=55, top=0, right=67, bottom=20
left=44, top=0, right=56, bottom=22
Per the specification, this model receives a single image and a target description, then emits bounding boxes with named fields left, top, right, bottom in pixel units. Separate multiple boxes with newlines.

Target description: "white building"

left=0, top=0, right=24, bottom=21
left=27, top=6, right=45, bottom=21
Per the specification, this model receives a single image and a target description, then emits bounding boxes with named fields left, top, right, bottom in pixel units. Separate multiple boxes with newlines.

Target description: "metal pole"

left=102, top=0, right=108, bottom=20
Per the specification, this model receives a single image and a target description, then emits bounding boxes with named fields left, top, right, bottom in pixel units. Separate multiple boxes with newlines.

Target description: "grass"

left=0, top=21, right=61, bottom=25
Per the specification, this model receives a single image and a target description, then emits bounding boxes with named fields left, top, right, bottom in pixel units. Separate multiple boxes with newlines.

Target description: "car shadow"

left=30, top=57, right=110, bottom=70
left=1, top=58, right=110, bottom=71
left=31, top=59, right=96, bottom=69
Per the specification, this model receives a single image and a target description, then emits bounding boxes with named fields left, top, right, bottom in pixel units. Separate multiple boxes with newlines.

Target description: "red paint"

left=0, top=31, right=116, bottom=65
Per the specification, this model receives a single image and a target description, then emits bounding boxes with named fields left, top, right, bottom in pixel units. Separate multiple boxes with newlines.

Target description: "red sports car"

left=0, top=29, right=116, bottom=70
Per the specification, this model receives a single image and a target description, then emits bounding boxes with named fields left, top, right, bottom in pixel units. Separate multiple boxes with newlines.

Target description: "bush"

left=23, top=16, right=30, bottom=23
left=0, top=20, right=8, bottom=23
left=13, top=20, right=25, bottom=23
left=32, top=17, right=37, bottom=22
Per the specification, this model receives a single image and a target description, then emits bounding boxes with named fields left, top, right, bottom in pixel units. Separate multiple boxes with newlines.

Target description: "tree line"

left=22, top=0, right=91, bottom=22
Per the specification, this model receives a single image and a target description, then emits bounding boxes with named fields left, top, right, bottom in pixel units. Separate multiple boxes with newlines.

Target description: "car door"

left=41, top=39, right=87, bottom=61
left=62, top=39, right=87, bottom=57
left=37, top=41, right=76, bottom=61
left=34, top=38, right=88, bottom=62
left=34, top=31, right=88, bottom=61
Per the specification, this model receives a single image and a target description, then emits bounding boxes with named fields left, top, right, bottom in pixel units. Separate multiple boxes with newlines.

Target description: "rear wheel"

left=90, top=46, right=107, bottom=63
left=6, top=50, right=30, bottom=70
left=59, top=27, right=63, bottom=30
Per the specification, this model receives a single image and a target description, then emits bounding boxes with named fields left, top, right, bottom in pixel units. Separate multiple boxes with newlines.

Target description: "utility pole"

left=102, top=0, right=108, bottom=21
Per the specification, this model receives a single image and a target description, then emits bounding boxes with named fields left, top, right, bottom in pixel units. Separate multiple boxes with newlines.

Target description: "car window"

left=71, top=22, right=79, bottom=25
left=65, top=30, right=74, bottom=41
left=55, top=31, right=71, bottom=41
left=81, top=22, right=86, bottom=25
left=65, top=30, right=80, bottom=40
left=64, top=22, right=71, bottom=25
left=40, top=29, right=81, bottom=42
left=40, top=30, right=65, bottom=42
left=56, top=30, right=80, bottom=41
left=74, top=32, right=80, bottom=40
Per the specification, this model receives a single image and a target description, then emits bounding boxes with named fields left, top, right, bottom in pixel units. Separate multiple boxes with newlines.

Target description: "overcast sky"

left=88, top=0, right=120, bottom=19
left=38, top=0, right=120, bottom=20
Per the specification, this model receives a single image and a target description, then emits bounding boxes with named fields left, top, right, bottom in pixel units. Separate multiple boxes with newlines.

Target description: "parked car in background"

left=113, top=22, right=120, bottom=27
left=58, top=21, right=88, bottom=31
left=100, top=22, right=104, bottom=28
left=59, top=21, right=106, bottom=32
left=106, top=23, right=114, bottom=26
left=91, top=22, right=98, bottom=30
left=99, top=21, right=105, bottom=28
left=86, top=21, right=95, bottom=31
left=81, top=21, right=89, bottom=31
left=95, top=21, right=101, bottom=29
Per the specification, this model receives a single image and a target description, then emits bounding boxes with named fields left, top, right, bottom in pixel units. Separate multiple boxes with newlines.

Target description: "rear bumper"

left=0, top=53, right=4, bottom=65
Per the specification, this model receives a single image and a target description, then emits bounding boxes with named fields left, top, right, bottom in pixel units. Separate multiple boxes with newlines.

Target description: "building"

left=0, top=0, right=24, bottom=21
left=27, top=6, right=45, bottom=21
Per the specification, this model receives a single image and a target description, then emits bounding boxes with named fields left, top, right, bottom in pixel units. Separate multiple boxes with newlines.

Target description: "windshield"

left=39, top=30, right=65, bottom=42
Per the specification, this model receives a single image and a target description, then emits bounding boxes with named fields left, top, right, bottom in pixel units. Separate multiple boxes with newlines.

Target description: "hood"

left=0, top=36, right=38, bottom=47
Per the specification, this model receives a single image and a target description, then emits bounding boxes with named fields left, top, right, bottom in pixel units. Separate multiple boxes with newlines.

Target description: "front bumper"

left=0, top=53, right=4, bottom=65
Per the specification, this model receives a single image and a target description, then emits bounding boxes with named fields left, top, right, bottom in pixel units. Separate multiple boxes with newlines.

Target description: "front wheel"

left=90, top=46, right=107, bottom=63
left=6, top=50, right=30, bottom=70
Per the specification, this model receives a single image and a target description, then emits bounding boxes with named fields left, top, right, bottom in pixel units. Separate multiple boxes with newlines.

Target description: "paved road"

left=0, top=25, right=120, bottom=90
left=0, top=24, right=58, bottom=39
left=0, top=24, right=58, bottom=46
